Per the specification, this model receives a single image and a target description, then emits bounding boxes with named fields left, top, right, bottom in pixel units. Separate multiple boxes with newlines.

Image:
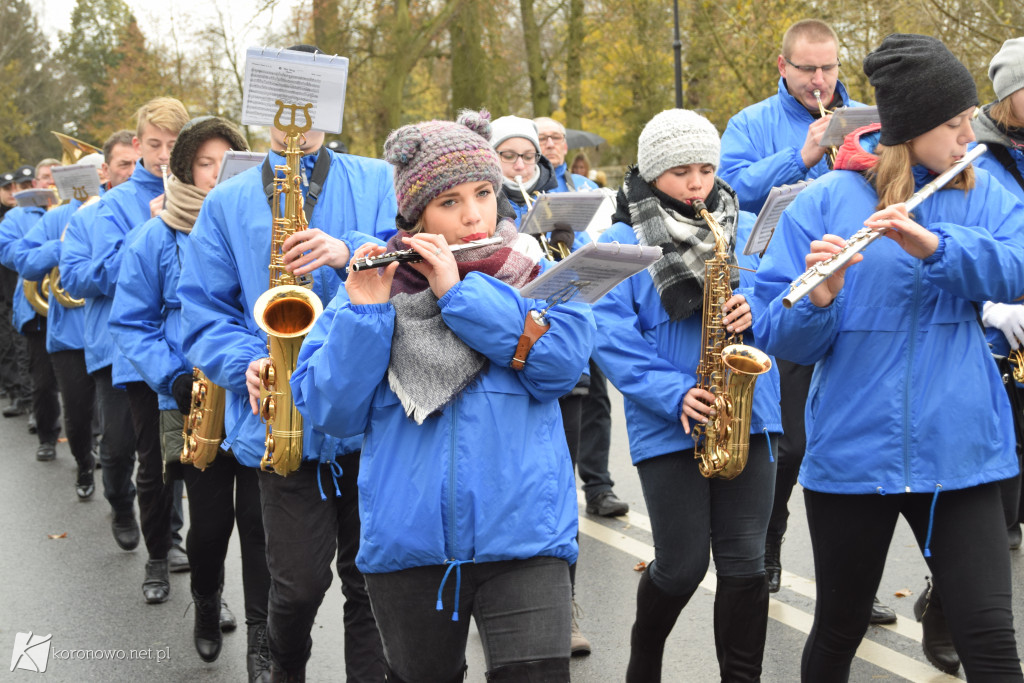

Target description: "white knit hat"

left=637, top=109, right=720, bottom=183
left=990, top=37, right=1024, bottom=102
left=490, top=115, right=541, bottom=153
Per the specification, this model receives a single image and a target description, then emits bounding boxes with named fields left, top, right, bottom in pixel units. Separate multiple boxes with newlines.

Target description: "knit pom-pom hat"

left=384, top=110, right=503, bottom=224
left=637, top=109, right=721, bottom=183
left=169, top=116, right=248, bottom=186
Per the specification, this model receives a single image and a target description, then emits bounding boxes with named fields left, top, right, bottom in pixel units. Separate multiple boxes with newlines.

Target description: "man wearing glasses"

left=719, top=19, right=859, bottom=214
left=533, top=118, right=598, bottom=194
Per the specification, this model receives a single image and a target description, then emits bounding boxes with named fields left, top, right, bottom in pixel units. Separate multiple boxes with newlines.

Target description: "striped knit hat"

left=384, top=110, right=503, bottom=224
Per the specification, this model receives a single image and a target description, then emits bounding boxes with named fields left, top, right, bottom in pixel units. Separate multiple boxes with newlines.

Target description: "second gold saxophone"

left=690, top=200, right=771, bottom=480
left=252, top=101, right=324, bottom=477
left=181, top=368, right=225, bottom=471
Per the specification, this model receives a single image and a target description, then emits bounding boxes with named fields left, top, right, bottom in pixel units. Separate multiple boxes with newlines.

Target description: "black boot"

left=625, top=567, right=693, bottom=683
left=764, top=537, right=782, bottom=594
left=142, top=559, right=170, bottom=604
left=247, top=623, right=271, bottom=683
left=192, top=589, right=223, bottom=662
left=914, top=577, right=960, bottom=675
left=714, top=575, right=769, bottom=683
left=269, top=661, right=305, bottom=682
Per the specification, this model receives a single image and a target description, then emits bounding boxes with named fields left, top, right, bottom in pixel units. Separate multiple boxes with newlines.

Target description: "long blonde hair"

left=990, top=98, right=1024, bottom=130
left=867, top=142, right=974, bottom=210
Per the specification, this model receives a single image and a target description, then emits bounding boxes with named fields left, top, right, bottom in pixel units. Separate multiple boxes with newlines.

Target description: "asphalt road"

left=3, top=387, right=1023, bottom=682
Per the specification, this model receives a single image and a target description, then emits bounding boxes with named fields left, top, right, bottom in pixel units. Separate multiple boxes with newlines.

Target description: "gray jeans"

left=365, top=556, right=572, bottom=682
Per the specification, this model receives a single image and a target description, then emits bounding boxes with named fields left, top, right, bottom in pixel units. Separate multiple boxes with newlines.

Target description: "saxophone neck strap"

left=261, top=147, right=332, bottom=220
left=988, top=143, right=1024, bottom=191
left=511, top=310, right=550, bottom=371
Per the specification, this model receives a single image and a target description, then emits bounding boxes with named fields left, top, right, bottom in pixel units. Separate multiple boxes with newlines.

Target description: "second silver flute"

left=782, top=144, right=987, bottom=309
left=348, top=236, right=503, bottom=272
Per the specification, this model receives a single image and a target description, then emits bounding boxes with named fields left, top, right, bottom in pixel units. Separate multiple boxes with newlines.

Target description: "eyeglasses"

left=784, top=57, right=840, bottom=74
left=498, top=150, right=538, bottom=163
left=538, top=134, right=565, bottom=144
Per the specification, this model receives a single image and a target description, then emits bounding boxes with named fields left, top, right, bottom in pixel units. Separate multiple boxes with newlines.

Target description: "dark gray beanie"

left=169, top=116, right=248, bottom=186
left=990, top=37, right=1024, bottom=101
left=863, top=34, right=978, bottom=146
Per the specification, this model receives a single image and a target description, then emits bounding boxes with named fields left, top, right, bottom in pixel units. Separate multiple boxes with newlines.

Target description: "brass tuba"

left=252, top=101, right=323, bottom=477
left=181, top=368, right=225, bottom=470
left=690, top=200, right=771, bottom=480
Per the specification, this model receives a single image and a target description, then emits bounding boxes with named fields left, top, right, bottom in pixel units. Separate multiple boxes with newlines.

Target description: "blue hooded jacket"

left=553, top=163, right=598, bottom=192
left=178, top=149, right=397, bottom=469
left=89, top=160, right=164, bottom=388
left=0, top=205, right=46, bottom=333
left=291, top=260, right=594, bottom=574
left=592, top=211, right=781, bottom=465
left=13, top=199, right=87, bottom=352
left=60, top=199, right=115, bottom=373
left=109, top=216, right=191, bottom=411
left=719, top=78, right=859, bottom=214
left=751, top=165, right=1024, bottom=495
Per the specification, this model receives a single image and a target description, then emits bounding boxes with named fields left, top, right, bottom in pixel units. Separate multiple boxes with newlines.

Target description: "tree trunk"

left=520, top=0, right=551, bottom=116
left=564, top=0, right=584, bottom=128
left=450, top=1, right=488, bottom=113
left=312, top=0, right=342, bottom=55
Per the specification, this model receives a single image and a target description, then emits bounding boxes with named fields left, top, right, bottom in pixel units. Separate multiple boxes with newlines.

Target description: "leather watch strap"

left=511, top=310, right=550, bottom=371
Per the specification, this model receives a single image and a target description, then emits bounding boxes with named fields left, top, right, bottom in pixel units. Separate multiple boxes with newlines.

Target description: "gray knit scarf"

left=621, top=167, right=740, bottom=321
left=386, top=220, right=540, bottom=424
left=160, top=175, right=208, bottom=234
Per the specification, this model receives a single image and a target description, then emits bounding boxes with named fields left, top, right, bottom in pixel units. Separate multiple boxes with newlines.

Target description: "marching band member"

left=752, top=34, right=1024, bottom=681
left=292, top=109, right=594, bottom=683
left=178, top=44, right=395, bottom=682
left=592, top=109, right=780, bottom=682
left=109, top=116, right=272, bottom=680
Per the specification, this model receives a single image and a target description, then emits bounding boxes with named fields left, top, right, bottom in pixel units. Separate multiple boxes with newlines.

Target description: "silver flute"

left=348, top=236, right=503, bottom=272
left=782, top=144, right=987, bottom=309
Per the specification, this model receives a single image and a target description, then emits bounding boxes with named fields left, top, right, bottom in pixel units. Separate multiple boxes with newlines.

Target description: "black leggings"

left=802, top=484, right=1022, bottom=682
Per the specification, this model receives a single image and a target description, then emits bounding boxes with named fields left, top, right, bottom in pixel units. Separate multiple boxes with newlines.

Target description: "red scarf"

left=833, top=123, right=883, bottom=172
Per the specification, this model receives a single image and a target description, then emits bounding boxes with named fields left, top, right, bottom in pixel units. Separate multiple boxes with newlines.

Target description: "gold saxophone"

left=181, top=368, right=225, bottom=470
left=23, top=187, right=61, bottom=317
left=252, top=101, right=324, bottom=477
left=690, top=200, right=772, bottom=480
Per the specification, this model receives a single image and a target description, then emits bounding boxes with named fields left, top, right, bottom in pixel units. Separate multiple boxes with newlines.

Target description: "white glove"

left=982, top=301, right=1024, bottom=349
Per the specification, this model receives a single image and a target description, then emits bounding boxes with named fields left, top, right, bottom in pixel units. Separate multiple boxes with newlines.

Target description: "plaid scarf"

left=386, top=220, right=540, bottom=423
left=618, top=166, right=739, bottom=321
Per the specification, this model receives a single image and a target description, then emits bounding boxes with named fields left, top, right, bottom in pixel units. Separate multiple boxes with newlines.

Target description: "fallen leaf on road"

left=893, top=588, right=912, bottom=598
left=47, top=532, right=67, bottom=539
left=633, top=560, right=647, bottom=572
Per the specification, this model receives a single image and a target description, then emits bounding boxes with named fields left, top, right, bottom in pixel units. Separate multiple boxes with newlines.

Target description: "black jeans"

left=183, top=448, right=269, bottom=626
left=578, top=360, right=615, bottom=501
left=49, top=349, right=95, bottom=470
left=94, top=366, right=136, bottom=515
left=365, top=557, right=571, bottom=682
left=802, top=484, right=1022, bottom=682
left=126, top=381, right=173, bottom=560
left=637, top=436, right=777, bottom=597
left=24, top=325, right=60, bottom=444
left=258, top=453, right=384, bottom=680
left=766, top=360, right=813, bottom=542
left=0, top=267, right=31, bottom=403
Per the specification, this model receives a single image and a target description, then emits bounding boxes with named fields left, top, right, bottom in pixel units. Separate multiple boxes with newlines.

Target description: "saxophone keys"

left=260, top=395, right=276, bottom=422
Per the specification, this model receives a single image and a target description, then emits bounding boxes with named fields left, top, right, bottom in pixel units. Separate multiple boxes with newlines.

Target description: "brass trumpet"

left=515, top=175, right=570, bottom=260
left=813, top=89, right=838, bottom=169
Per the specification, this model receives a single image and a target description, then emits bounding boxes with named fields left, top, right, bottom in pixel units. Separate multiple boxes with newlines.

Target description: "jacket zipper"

left=447, top=401, right=458, bottom=559
left=903, top=261, right=922, bottom=492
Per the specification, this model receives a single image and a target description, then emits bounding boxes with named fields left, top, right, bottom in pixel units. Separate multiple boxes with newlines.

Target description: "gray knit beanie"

left=490, top=115, right=541, bottom=154
left=864, top=34, right=978, bottom=146
left=990, top=37, right=1024, bottom=102
left=637, top=109, right=720, bottom=183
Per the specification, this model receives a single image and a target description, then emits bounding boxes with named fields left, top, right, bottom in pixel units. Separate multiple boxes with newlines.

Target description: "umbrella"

left=565, top=128, right=606, bottom=149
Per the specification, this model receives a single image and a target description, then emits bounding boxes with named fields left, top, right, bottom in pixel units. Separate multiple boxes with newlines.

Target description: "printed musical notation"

left=241, top=47, right=350, bottom=133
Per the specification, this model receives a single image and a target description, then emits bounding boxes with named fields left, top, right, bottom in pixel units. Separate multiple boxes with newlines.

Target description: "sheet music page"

left=217, top=151, right=267, bottom=185
left=519, top=192, right=607, bottom=236
left=820, top=106, right=880, bottom=147
left=51, top=164, right=101, bottom=201
left=743, top=181, right=811, bottom=255
left=520, top=241, right=663, bottom=304
left=242, top=47, right=349, bottom=133
left=13, top=189, right=56, bottom=208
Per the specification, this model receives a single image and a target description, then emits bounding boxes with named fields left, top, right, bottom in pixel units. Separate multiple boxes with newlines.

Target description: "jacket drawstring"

left=316, top=460, right=344, bottom=501
left=923, top=484, right=942, bottom=558
left=436, top=559, right=472, bottom=621
left=763, top=428, right=774, bottom=462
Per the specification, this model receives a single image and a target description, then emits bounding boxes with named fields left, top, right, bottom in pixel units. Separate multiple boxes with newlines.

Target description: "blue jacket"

left=752, top=166, right=1024, bottom=494
left=178, top=149, right=397, bottom=469
left=592, top=212, right=781, bottom=465
left=60, top=199, right=115, bottom=373
left=719, top=78, right=859, bottom=214
left=109, top=217, right=191, bottom=411
left=553, top=163, right=598, bottom=192
left=89, top=161, right=164, bottom=387
left=13, top=200, right=86, bottom=352
left=973, top=147, right=1024, bottom=204
left=0, top=205, right=46, bottom=333
left=291, top=265, right=594, bottom=574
